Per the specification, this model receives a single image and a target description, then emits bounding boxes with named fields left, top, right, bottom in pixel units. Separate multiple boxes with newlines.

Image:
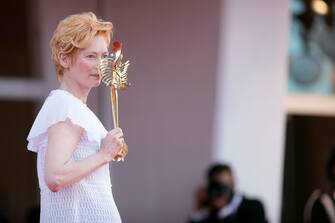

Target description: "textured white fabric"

left=27, top=89, right=122, bottom=223
left=27, top=89, right=107, bottom=152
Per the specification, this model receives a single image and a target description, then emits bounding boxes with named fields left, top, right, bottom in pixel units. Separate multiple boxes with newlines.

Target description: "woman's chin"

left=90, top=79, right=102, bottom=87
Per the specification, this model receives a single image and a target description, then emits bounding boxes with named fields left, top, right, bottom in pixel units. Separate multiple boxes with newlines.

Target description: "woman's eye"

left=102, top=54, right=108, bottom=59
left=87, top=54, right=96, bottom=59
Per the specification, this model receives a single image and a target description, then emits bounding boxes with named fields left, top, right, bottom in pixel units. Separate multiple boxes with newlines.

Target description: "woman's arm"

left=44, top=119, right=123, bottom=192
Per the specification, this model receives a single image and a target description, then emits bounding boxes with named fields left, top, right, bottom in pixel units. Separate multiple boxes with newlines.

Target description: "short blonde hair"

left=50, top=12, right=113, bottom=78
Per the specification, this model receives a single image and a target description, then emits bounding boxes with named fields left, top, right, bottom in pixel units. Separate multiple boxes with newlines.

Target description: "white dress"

left=27, top=89, right=122, bottom=223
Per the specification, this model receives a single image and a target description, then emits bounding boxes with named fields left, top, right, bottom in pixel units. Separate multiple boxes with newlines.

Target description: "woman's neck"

left=59, top=78, right=90, bottom=104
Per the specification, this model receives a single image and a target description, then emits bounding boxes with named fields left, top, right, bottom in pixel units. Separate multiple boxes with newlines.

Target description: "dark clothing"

left=310, top=197, right=334, bottom=223
left=189, top=196, right=267, bottom=223
left=310, top=198, right=331, bottom=223
left=304, top=190, right=335, bottom=223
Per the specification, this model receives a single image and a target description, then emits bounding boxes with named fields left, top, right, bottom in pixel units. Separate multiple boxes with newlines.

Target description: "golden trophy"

left=97, top=41, right=130, bottom=162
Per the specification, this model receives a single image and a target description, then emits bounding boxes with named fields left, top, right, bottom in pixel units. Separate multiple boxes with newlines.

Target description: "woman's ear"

left=58, top=53, right=70, bottom=68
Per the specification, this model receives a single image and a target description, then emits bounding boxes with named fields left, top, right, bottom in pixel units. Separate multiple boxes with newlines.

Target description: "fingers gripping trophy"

left=97, top=41, right=131, bottom=162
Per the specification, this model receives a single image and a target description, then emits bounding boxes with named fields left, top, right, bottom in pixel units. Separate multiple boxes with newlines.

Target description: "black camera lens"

left=207, top=182, right=231, bottom=200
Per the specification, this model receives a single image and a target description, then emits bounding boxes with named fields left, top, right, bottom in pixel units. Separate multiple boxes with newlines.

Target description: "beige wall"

left=104, top=1, right=220, bottom=222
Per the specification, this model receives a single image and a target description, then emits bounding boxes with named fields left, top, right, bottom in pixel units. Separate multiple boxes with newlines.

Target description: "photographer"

left=304, top=147, right=335, bottom=223
left=189, top=163, right=267, bottom=223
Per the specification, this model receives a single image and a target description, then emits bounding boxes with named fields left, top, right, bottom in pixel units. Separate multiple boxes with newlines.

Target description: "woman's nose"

left=93, top=56, right=104, bottom=68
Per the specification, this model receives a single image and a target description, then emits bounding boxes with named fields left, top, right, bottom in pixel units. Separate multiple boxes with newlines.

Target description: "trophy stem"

left=110, top=87, right=119, bottom=128
left=110, top=86, right=128, bottom=162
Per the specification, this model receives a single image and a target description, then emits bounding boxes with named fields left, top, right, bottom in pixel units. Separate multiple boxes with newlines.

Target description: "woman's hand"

left=44, top=121, right=125, bottom=192
left=100, top=128, right=125, bottom=162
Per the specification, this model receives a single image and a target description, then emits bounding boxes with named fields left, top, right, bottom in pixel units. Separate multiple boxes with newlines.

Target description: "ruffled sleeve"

left=27, top=90, right=107, bottom=152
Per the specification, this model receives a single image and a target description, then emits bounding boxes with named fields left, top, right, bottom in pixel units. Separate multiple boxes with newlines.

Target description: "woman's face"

left=67, top=35, right=109, bottom=89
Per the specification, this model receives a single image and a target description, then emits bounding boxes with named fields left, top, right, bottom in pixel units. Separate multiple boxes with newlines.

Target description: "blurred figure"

left=189, top=163, right=267, bottom=223
left=304, top=148, right=335, bottom=223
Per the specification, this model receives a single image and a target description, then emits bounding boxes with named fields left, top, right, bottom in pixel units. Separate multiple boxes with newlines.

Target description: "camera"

left=206, top=182, right=233, bottom=204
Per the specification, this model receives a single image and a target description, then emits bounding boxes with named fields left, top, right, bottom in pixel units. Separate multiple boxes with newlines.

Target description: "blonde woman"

left=27, top=12, right=124, bottom=222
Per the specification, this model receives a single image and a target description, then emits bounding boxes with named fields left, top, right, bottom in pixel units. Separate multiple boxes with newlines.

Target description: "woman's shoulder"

left=27, top=89, right=107, bottom=152
left=31, top=89, right=88, bottom=128
left=44, top=89, right=87, bottom=109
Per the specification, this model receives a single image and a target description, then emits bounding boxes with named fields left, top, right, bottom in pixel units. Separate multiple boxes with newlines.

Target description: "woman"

left=27, top=12, right=124, bottom=222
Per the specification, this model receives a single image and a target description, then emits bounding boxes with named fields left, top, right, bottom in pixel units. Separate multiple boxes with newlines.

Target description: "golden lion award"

left=97, top=41, right=131, bottom=162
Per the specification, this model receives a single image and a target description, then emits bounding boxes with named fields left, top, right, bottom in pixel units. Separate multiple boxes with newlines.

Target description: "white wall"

left=212, top=0, right=290, bottom=222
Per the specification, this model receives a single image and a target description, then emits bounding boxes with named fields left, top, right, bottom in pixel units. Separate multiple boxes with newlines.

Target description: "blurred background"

left=2, top=0, right=335, bottom=222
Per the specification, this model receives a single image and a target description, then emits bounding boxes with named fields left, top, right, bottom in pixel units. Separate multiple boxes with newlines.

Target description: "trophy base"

left=112, top=143, right=128, bottom=162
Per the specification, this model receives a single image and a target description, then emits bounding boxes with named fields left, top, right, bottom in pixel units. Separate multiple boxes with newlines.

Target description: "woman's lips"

left=90, top=74, right=100, bottom=78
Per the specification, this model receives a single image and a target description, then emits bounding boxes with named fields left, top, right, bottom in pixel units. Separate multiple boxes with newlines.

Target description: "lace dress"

left=27, top=89, right=122, bottom=223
